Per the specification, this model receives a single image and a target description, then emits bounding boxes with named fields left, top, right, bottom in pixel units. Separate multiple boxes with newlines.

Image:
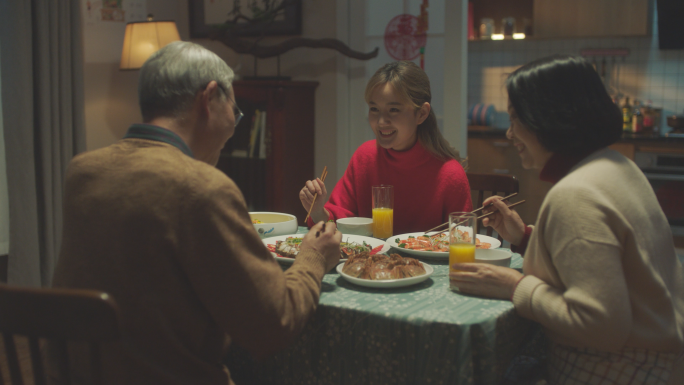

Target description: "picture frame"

left=188, top=0, right=302, bottom=38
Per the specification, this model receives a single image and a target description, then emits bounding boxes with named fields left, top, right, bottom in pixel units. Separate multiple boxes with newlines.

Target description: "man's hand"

left=300, top=221, right=342, bottom=272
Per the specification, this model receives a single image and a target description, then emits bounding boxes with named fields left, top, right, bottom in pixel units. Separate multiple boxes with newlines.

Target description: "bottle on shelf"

left=632, top=100, right=643, bottom=133
left=621, top=97, right=633, bottom=132
left=642, top=100, right=654, bottom=132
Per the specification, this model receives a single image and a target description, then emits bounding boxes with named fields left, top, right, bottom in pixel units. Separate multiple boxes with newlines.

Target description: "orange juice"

left=449, top=243, right=476, bottom=272
left=372, top=208, right=393, bottom=238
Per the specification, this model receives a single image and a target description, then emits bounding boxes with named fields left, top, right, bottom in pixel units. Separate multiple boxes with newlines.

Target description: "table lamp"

left=120, top=14, right=181, bottom=70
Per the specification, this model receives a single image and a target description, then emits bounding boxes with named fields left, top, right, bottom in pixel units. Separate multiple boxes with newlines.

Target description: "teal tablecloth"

left=226, top=227, right=534, bottom=385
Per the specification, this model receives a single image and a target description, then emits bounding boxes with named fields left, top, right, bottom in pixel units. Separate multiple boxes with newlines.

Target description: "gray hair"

left=138, top=41, right=235, bottom=122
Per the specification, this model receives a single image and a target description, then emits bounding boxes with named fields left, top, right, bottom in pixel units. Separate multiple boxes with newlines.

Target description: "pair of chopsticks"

left=425, top=193, right=524, bottom=236
left=304, top=166, right=328, bottom=223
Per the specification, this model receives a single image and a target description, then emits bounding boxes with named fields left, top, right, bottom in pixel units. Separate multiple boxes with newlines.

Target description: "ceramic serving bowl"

left=475, top=248, right=512, bottom=267
left=249, top=212, right=298, bottom=238
left=336, top=217, right=373, bottom=237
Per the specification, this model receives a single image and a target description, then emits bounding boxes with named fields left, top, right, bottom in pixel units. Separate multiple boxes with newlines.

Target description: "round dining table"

left=225, top=227, right=536, bottom=385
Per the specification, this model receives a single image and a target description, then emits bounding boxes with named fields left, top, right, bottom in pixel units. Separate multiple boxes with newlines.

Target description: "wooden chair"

left=467, top=173, right=520, bottom=242
left=0, top=284, right=120, bottom=385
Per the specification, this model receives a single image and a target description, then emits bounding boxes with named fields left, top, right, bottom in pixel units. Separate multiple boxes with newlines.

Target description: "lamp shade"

left=120, top=20, right=181, bottom=70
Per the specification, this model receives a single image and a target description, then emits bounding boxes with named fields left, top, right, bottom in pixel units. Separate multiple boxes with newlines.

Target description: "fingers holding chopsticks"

left=481, top=197, right=527, bottom=246
left=301, top=167, right=330, bottom=223
left=300, top=178, right=327, bottom=205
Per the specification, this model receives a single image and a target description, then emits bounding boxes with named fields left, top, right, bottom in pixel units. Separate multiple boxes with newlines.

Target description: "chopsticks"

left=424, top=192, right=519, bottom=234
left=304, top=166, right=328, bottom=223
left=476, top=200, right=525, bottom=221
left=428, top=200, right=526, bottom=238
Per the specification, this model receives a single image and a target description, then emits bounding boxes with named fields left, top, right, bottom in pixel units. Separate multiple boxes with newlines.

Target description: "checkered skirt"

left=547, top=343, right=678, bottom=385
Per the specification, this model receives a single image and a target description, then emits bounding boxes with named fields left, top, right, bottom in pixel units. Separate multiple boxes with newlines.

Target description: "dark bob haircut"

left=506, top=55, right=622, bottom=155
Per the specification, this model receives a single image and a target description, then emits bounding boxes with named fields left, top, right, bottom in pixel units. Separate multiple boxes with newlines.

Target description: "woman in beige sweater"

left=450, top=55, right=684, bottom=385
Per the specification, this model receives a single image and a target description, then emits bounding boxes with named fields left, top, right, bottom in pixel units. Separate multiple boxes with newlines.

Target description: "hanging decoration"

left=384, top=0, right=429, bottom=66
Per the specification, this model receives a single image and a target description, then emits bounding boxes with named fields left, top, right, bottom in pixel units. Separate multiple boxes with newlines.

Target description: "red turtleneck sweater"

left=308, top=140, right=472, bottom=235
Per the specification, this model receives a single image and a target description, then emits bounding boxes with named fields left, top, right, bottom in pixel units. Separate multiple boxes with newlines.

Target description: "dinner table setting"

left=230, top=191, right=536, bottom=385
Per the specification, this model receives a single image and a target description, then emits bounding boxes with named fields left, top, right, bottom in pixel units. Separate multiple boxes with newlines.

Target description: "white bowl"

left=475, top=248, right=512, bottom=267
left=336, top=217, right=373, bottom=237
left=249, top=212, right=298, bottom=238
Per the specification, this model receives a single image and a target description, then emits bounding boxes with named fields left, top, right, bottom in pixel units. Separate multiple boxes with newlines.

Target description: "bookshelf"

left=217, top=80, right=319, bottom=225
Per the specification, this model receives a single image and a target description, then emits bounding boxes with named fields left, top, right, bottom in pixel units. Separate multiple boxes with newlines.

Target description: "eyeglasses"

left=214, top=83, right=244, bottom=127
left=230, top=97, right=244, bottom=127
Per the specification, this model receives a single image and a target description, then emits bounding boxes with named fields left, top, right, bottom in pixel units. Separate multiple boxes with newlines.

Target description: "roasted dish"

left=341, top=252, right=426, bottom=280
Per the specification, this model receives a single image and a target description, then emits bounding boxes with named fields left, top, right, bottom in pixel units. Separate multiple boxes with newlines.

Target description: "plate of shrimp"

left=385, top=231, right=501, bottom=260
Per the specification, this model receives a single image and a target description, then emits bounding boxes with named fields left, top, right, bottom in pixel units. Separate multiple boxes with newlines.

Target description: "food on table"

left=395, top=230, right=491, bottom=252
left=252, top=219, right=263, bottom=224
left=341, top=252, right=426, bottom=280
left=273, top=237, right=303, bottom=258
left=268, top=237, right=381, bottom=259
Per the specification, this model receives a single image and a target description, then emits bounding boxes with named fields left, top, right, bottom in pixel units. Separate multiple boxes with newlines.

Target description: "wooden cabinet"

left=216, top=80, right=318, bottom=225
left=533, top=0, right=651, bottom=38
left=467, top=135, right=553, bottom=226
left=471, top=0, right=651, bottom=39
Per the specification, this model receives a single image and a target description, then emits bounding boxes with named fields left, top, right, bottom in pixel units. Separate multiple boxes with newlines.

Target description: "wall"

left=0, top=43, right=8, bottom=255
left=83, top=0, right=339, bottom=188
left=467, top=3, right=684, bottom=132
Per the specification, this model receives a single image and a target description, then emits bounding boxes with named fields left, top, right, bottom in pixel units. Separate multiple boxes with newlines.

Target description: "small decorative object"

left=384, top=14, right=427, bottom=61
left=189, top=0, right=378, bottom=78
left=502, top=17, right=516, bottom=37
left=479, top=18, right=493, bottom=39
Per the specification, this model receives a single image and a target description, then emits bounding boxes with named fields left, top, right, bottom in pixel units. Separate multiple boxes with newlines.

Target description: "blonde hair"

left=364, top=61, right=463, bottom=164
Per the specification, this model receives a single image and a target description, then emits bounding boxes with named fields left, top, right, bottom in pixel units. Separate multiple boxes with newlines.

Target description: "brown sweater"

left=50, top=138, right=328, bottom=385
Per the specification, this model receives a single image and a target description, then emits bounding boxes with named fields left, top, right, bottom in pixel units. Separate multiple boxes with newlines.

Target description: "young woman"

left=449, top=55, right=684, bottom=385
left=299, top=61, right=472, bottom=235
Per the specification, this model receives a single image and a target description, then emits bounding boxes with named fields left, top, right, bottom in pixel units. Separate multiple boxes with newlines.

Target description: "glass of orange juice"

left=449, top=212, right=477, bottom=291
left=371, top=185, right=393, bottom=239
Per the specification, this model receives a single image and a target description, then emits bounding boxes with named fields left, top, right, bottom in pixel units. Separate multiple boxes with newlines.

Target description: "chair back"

left=0, top=284, right=120, bottom=385
left=467, top=173, right=520, bottom=242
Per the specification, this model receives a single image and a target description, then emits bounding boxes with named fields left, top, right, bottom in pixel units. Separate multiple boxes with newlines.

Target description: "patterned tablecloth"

left=226, top=228, right=535, bottom=385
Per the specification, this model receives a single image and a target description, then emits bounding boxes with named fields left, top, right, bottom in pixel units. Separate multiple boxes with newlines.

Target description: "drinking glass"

left=449, top=212, right=477, bottom=290
left=479, top=18, right=493, bottom=39
left=502, top=17, right=516, bottom=37
left=372, top=185, right=394, bottom=239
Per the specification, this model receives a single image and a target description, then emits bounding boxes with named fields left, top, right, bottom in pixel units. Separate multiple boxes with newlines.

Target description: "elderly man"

left=49, top=41, right=341, bottom=384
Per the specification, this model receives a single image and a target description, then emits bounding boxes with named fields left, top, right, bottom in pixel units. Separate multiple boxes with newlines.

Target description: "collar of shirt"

left=379, top=140, right=440, bottom=168
left=123, top=124, right=194, bottom=158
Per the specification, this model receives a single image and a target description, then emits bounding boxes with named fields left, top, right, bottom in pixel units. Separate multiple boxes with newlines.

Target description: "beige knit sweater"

left=513, top=148, right=684, bottom=356
left=50, top=138, right=328, bottom=385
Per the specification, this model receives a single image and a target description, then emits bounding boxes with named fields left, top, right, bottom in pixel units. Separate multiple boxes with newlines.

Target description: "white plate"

left=384, top=232, right=501, bottom=260
left=335, top=261, right=434, bottom=288
left=263, top=234, right=389, bottom=265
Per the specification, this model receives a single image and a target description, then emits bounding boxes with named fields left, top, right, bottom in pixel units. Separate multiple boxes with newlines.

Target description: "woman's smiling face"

left=507, top=100, right=553, bottom=169
left=367, top=83, right=429, bottom=151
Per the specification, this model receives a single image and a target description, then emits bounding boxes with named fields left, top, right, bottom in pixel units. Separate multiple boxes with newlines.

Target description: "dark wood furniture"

left=217, top=80, right=318, bottom=225
left=467, top=173, right=520, bottom=242
left=0, top=284, right=120, bottom=384
left=467, top=133, right=551, bottom=226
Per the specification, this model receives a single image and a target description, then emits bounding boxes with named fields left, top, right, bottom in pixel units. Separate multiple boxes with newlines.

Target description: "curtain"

left=0, top=0, right=86, bottom=287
